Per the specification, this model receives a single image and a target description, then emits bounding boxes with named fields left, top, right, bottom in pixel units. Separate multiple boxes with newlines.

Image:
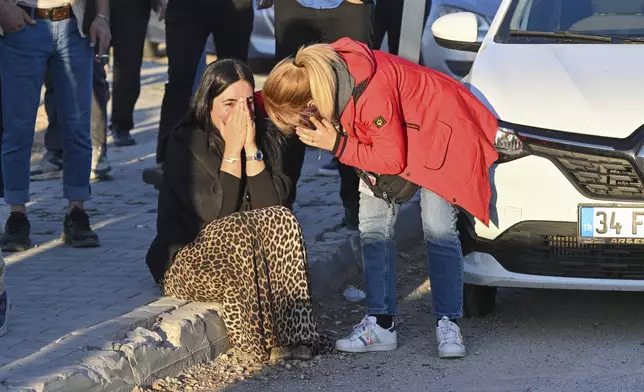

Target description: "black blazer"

left=146, top=122, right=291, bottom=283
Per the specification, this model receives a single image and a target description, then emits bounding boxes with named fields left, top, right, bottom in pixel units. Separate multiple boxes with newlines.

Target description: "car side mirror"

left=431, top=12, right=482, bottom=53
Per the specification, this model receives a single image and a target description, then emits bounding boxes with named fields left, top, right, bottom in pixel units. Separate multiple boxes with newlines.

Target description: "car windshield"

left=499, top=0, right=644, bottom=41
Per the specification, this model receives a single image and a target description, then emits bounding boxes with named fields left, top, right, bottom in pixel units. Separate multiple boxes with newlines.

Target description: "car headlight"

left=495, top=126, right=530, bottom=163
left=437, top=5, right=491, bottom=32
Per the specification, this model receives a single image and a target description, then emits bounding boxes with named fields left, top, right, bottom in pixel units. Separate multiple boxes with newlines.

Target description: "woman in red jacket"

left=262, top=38, right=498, bottom=359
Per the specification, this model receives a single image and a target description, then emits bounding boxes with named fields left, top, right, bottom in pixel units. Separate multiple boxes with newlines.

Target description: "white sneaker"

left=335, top=316, right=397, bottom=353
left=436, top=316, right=466, bottom=358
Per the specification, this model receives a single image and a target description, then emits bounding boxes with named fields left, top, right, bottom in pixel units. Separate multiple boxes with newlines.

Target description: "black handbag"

left=355, top=169, right=419, bottom=203
left=350, top=81, right=420, bottom=204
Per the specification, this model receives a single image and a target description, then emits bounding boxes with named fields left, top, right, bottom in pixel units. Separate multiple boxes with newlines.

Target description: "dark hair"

left=180, top=58, right=284, bottom=159
left=183, top=58, right=255, bottom=134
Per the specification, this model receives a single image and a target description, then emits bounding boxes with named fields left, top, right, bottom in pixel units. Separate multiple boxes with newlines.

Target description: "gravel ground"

left=134, top=243, right=644, bottom=392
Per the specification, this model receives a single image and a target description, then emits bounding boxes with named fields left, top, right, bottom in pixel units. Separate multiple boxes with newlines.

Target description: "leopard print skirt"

left=162, top=206, right=331, bottom=362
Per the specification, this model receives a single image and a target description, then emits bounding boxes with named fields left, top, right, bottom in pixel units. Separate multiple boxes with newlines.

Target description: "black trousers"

left=110, top=0, right=154, bottom=132
left=43, top=59, right=110, bottom=153
left=373, top=0, right=432, bottom=55
left=275, top=0, right=374, bottom=210
left=0, top=77, right=4, bottom=197
left=156, top=0, right=254, bottom=163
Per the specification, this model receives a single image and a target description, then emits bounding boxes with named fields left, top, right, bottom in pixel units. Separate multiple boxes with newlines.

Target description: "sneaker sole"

left=1, top=240, right=32, bottom=252
left=438, top=350, right=466, bottom=359
left=61, top=234, right=100, bottom=248
left=335, top=342, right=397, bottom=353
left=114, top=139, right=136, bottom=147
left=30, top=171, right=64, bottom=181
left=317, top=169, right=340, bottom=177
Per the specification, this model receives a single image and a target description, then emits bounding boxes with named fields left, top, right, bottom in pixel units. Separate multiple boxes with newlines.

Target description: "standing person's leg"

left=0, top=76, right=7, bottom=337
left=0, top=250, right=6, bottom=336
left=31, top=71, right=65, bottom=180
left=420, top=188, right=466, bottom=358
left=372, top=0, right=390, bottom=51
left=90, top=56, right=112, bottom=180
left=273, top=0, right=320, bottom=209
left=110, top=0, right=153, bottom=147
left=156, top=0, right=211, bottom=164
left=336, top=192, right=399, bottom=352
left=193, top=44, right=207, bottom=94
left=208, top=0, right=254, bottom=62
left=49, top=17, right=100, bottom=248
left=385, top=0, right=405, bottom=55
left=143, top=0, right=210, bottom=188
left=321, top=0, right=375, bottom=228
left=0, top=17, right=51, bottom=252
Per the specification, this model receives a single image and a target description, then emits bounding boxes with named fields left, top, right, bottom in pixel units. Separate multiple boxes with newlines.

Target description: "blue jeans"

left=360, top=188, right=464, bottom=319
left=193, top=46, right=207, bottom=94
left=44, top=56, right=109, bottom=155
left=0, top=16, right=93, bottom=205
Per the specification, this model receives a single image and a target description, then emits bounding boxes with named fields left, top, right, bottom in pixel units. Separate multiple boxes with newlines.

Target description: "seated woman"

left=146, top=59, right=327, bottom=362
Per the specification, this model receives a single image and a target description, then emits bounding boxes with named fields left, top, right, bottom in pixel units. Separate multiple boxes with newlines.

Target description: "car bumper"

left=465, top=251, right=644, bottom=291
left=464, top=126, right=644, bottom=286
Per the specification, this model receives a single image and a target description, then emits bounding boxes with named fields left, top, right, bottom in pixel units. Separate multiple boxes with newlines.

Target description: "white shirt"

left=19, top=0, right=71, bottom=7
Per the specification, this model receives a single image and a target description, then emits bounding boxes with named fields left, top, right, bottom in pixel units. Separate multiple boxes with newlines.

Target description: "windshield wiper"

left=509, top=30, right=644, bottom=43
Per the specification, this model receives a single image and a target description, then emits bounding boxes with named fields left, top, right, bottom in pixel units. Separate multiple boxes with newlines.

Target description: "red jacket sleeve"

left=332, top=93, right=406, bottom=175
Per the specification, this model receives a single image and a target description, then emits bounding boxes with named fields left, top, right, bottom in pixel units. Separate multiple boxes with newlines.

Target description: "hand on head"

left=296, top=117, right=338, bottom=152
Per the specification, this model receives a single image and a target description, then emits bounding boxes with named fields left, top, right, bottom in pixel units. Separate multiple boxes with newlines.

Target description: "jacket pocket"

left=404, top=122, right=420, bottom=131
left=442, top=117, right=481, bottom=187
left=424, top=120, right=452, bottom=170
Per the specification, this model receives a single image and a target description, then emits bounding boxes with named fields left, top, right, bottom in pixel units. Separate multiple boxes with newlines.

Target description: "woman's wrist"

left=244, top=143, right=259, bottom=156
left=223, top=146, right=243, bottom=159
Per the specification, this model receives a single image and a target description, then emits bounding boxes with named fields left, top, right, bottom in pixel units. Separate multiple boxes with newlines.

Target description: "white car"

left=421, top=0, right=501, bottom=79
left=432, top=0, right=644, bottom=316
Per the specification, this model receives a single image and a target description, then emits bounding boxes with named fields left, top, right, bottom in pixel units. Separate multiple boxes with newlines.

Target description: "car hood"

left=467, top=43, right=644, bottom=138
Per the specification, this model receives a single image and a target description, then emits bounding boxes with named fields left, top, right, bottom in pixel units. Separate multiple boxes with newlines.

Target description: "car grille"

left=529, top=144, right=644, bottom=200
left=491, top=222, right=644, bottom=280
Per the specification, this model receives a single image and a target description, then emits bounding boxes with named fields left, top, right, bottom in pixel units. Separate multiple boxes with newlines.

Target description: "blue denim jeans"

left=359, top=188, right=464, bottom=319
left=193, top=46, right=207, bottom=94
left=0, top=16, right=93, bottom=205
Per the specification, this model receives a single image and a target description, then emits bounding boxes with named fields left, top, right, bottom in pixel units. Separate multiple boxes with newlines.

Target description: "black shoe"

left=112, top=126, right=136, bottom=147
left=0, top=212, right=32, bottom=252
left=342, top=207, right=359, bottom=231
left=62, top=207, right=100, bottom=248
left=142, top=165, right=163, bottom=190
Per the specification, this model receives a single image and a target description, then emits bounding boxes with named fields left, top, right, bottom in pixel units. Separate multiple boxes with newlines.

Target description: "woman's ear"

left=306, top=100, right=316, bottom=108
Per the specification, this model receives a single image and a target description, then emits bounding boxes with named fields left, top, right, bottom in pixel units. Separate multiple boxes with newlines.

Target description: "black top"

left=145, top=123, right=291, bottom=283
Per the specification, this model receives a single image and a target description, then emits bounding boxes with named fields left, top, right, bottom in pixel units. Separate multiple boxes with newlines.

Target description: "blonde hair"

left=263, top=43, right=342, bottom=135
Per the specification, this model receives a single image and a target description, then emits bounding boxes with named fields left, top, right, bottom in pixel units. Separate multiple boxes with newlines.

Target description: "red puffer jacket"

left=330, top=38, right=498, bottom=226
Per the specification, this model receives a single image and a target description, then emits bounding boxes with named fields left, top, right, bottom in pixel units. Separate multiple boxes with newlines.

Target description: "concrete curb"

left=2, top=201, right=422, bottom=392
left=2, top=302, right=230, bottom=392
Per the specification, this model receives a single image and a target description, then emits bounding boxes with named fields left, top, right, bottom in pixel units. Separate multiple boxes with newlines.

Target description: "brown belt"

left=18, top=3, right=73, bottom=21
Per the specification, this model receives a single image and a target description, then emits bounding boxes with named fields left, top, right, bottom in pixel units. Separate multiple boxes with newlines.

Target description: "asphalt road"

left=221, top=245, right=644, bottom=392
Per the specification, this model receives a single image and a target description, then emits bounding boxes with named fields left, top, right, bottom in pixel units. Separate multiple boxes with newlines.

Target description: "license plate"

left=578, top=205, right=644, bottom=244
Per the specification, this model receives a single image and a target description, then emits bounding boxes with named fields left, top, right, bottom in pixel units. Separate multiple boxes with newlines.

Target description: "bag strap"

left=349, top=80, right=380, bottom=182
left=352, top=79, right=369, bottom=103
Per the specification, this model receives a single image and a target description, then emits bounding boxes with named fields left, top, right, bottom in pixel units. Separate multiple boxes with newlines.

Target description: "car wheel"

left=463, top=284, right=496, bottom=318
